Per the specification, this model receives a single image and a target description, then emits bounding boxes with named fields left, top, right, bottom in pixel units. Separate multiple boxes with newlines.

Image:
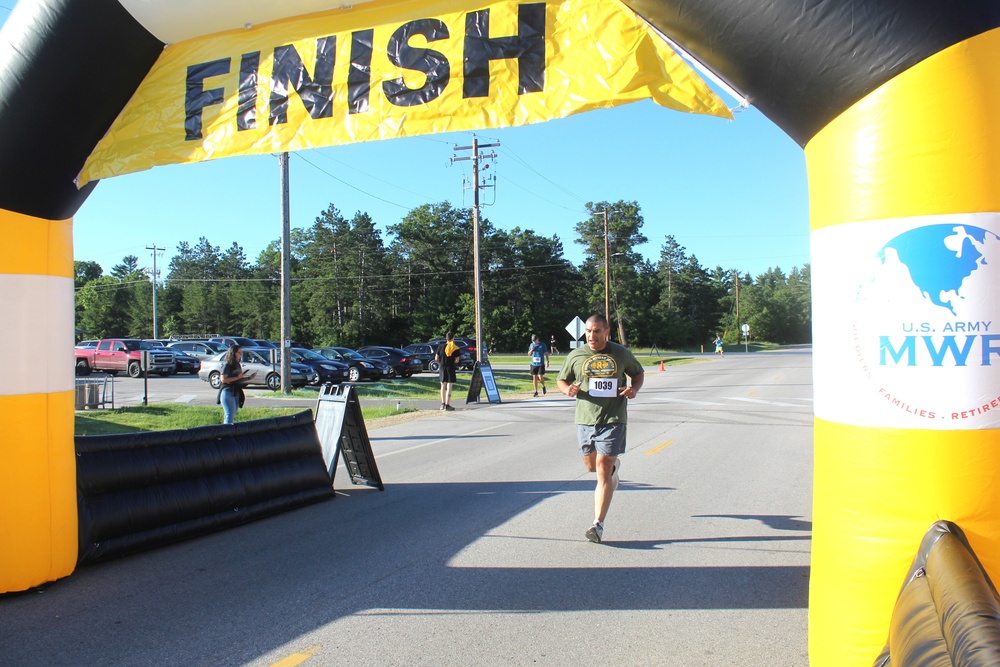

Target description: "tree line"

left=74, top=200, right=811, bottom=351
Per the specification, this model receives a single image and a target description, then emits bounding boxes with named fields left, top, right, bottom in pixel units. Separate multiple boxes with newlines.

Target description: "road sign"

left=741, top=323, right=750, bottom=334
left=565, top=316, right=586, bottom=340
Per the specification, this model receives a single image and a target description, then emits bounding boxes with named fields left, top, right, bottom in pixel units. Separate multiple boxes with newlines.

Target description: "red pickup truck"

left=74, top=339, right=177, bottom=377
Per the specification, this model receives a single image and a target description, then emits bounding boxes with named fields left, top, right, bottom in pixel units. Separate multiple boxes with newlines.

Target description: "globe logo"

left=876, top=224, right=1000, bottom=318
left=846, top=221, right=1000, bottom=426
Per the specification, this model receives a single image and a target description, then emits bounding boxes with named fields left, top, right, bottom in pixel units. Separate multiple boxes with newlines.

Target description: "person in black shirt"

left=435, top=332, right=461, bottom=411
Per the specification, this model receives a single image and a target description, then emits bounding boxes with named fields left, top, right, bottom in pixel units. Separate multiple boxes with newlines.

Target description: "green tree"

left=75, top=256, right=150, bottom=338
left=739, top=265, right=811, bottom=344
left=389, top=202, right=478, bottom=343
left=110, top=255, right=139, bottom=280
left=481, top=226, right=583, bottom=352
left=575, top=201, right=647, bottom=341
left=294, top=206, right=394, bottom=347
left=165, top=238, right=230, bottom=335
left=75, top=276, right=122, bottom=338
left=74, top=260, right=103, bottom=289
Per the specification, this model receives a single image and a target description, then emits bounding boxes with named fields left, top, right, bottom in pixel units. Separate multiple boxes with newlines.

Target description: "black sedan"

left=357, top=346, right=423, bottom=378
left=289, top=348, right=351, bottom=386
left=314, top=347, right=392, bottom=382
left=171, top=350, right=201, bottom=375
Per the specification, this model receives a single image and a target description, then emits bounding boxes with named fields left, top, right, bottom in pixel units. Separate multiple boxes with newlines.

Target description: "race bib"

left=589, top=377, right=619, bottom=397
left=532, top=352, right=543, bottom=365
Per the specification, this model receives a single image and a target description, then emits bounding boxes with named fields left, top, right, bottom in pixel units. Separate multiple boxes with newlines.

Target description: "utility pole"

left=452, top=135, right=498, bottom=363
left=735, top=270, right=741, bottom=336
left=603, top=209, right=610, bottom=322
left=591, top=209, right=612, bottom=324
left=146, top=244, right=164, bottom=338
left=279, top=152, right=291, bottom=395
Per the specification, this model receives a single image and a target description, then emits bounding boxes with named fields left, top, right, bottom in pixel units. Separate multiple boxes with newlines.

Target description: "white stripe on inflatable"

left=118, top=0, right=379, bottom=43
left=812, top=212, right=1000, bottom=430
left=0, top=274, right=74, bottom=396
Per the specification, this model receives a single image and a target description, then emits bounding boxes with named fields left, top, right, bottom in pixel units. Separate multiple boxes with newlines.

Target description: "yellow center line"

left=268, top=647, right=320, bottom=667
left=645, top=440, right=674, bottom=456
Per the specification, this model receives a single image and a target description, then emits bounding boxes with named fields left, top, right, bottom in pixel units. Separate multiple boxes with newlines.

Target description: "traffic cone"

left=659, top=360, right=665, bottom=371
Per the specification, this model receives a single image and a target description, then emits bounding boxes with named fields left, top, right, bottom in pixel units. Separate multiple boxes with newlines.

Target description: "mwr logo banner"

left=813, top=213, right=1000, bottom=429
left=79, top=0, right=729, bottom=184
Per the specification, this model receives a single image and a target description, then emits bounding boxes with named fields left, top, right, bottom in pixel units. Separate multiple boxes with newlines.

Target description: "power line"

left=293, top=153, right=413, bottom=210
left=496, top=143, right=589, bottom=203
left=308, top=148, right=431, bottom=200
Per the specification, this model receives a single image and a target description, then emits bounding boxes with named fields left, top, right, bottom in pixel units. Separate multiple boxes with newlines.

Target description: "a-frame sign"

left=314, top=383, right=384, bottom=491
left=466, top=360, right=502, bottom=405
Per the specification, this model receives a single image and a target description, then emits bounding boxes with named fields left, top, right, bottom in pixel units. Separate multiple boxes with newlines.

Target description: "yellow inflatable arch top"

left=1, top=1, right=999, bottom=664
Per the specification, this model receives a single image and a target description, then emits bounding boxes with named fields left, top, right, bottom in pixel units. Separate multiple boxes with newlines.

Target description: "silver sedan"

left=197, top=348, right=315, bottom=391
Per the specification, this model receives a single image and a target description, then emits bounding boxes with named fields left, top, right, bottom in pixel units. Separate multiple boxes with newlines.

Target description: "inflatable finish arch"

left=2, top=1, right=1000, bottom=664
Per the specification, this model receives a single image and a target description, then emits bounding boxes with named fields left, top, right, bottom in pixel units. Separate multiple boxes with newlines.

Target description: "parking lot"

left=75, top=372, right=314, bottom=409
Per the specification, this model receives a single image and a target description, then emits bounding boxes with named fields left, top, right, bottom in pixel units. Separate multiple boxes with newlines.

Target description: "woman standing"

left=219, top=345, right=255, bottom=424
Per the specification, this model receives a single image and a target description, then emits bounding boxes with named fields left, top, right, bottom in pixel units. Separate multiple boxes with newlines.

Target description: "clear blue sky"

left=1, top=3, right=810, bottom=280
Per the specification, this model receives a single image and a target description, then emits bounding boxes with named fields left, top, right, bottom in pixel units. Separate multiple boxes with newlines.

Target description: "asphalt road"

left=15, top=347, right=813, bottom=666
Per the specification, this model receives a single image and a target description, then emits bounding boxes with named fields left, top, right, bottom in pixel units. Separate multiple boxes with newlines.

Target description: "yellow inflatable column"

left=807, top=29, right=1000, bottom=666
left=0, top=209, right=77, bottom=592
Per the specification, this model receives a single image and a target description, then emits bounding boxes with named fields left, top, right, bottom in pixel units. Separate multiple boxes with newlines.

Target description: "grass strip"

left=75, top=403, right=415, bottom=436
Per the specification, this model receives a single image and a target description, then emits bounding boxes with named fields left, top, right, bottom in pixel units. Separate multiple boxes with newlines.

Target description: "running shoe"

left=585, top=522, right=603, bottom=544
left=445, top=404, right=455, bottom=411
left=611, top=459, right=622, bottom=491
left=542, top=386, right=546, bottom=395
left=533, top=392, right=538, bottom=397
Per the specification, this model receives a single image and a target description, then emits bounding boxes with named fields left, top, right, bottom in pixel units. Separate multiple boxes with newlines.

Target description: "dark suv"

left=402, top=343, right=436, bottom=370
left=425, top=337, right=476, bottom=370
left=357, top=346, right=423, bottom=378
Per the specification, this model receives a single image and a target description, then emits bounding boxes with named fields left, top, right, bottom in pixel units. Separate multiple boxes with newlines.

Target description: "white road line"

left=174, top=394, right=197, bottom=403
left=728, top=397, right=806, bottom=407
left=375, top=423, right=508, bottom=458
left=647, top=396, right=724, bottom=406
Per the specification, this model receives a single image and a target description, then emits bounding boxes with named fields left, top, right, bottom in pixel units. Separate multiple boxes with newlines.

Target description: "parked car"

left=289, top=348, right=350, bottom=385
left=198, top=347, right=315, bottom=390
left=75, top=340, right=98, bottom=349
left=209, top=336, right=259, bottom=349
left=168, top=340, right=228, bottom=360
left=425, top=337, right=476, bottom=370
left=314, top=346, right=392, bottom=382
left=402, top=343, right=436, bottom=370
left=171, top=350, right=201, bottom=375
left=75, top=338, right=177, bottom=377
left=253, top=339, right=277, bottom=349
left=357, top=346, right=423, bottom=378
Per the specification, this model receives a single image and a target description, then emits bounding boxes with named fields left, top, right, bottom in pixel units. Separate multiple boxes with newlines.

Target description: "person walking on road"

left=218, top=345, right=255, bottom=424
left=528, top=334, right=550, bottom=397
left=714, top=334, right=725, bottom=357
left=557, top=314, right=644, bottom=543
left=550, top=334, right=559, bottom=355
left=435, top=332, right=461, bottom=410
